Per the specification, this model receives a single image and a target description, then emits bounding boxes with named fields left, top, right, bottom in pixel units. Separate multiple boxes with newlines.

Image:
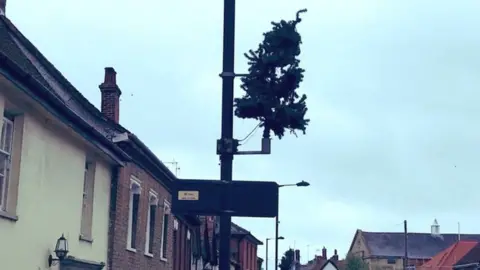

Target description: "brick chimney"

left=322, top=247, right=327, bottom=259
left=0, top=0, right=6, bottom=15
left=99, top=67, right=121, bottom=123
left=332, top=249, right=339, bottom=261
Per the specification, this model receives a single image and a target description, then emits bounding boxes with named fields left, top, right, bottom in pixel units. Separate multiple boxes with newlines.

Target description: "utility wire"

left=238, top=123, right=261, bottom=144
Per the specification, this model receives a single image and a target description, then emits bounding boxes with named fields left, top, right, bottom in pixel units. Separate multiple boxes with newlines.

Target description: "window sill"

left=160, top=257, right=167, bottom=262
left=126, top=247, right=137, bottom=253
left=79, top=234, right=94, bottom=243
left=144, top=252, right=154, bottom=258
left=0, top=210, right=18, bottom=222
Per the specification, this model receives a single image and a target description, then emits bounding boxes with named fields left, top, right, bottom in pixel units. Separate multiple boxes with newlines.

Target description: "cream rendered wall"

left=0, top=91, right=112, bottom=270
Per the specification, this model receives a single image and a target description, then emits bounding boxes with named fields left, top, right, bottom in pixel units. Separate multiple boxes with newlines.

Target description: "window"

left=127, top=178, right=141, bottom=251
left=0, top=115, right=14, bottom=212
left=80, top=160, right=96, bottom=241
left=387, top=257, right=396, bottom=264
left=160, top=200, right=171, bottom=260
left=145, top=191, right=158, bottom=256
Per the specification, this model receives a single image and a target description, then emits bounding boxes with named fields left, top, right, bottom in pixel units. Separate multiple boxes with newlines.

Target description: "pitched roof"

left=231, top=222, right=263, bottom=245
left=455, top=242, right=480, bottom=267
left=0, top=15, right=128, bottom=163
left=319, top=260, right=339, bottom=270
left=0, top=14, right=177, bottom=187
left=301, top=258, right=342, bottom=270
left=360, top=230, right=480, bottom=259
left=420, top=241, right=478, bottom=269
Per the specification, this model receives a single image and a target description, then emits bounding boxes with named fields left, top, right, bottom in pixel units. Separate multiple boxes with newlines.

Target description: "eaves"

left=0, top=52, right=130, bottom=165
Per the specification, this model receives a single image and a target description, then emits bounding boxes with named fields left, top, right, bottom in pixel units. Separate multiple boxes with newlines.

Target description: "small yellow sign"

left=178, top=191, right=199, bottom=201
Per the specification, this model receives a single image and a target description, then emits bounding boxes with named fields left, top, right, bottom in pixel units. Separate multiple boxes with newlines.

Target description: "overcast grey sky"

left=7, top=0, right=480, bottom=268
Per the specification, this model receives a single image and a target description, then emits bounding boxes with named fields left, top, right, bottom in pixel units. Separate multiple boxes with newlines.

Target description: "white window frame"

left=160, top=199, right=171, bottom=261
left=126, top=177, right=141, bottom=252
left=80, top=160, right=96, bottom=242
left=0, top=117, right=14, bottom=212
left=145, top=190, right=158, bottom=257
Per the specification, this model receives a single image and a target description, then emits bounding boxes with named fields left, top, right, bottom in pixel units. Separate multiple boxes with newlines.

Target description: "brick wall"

left=108, top=163, right=173, bottom=270
left=173, top=218, right=197, bottom=270
left=230, top=237, right=259, bottom=270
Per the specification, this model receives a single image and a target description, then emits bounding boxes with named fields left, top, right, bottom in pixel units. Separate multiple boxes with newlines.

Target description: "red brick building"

left=201, top=217, right=263, bottom=270
left=230, top=222, right=263, bottom=270
left=99, top=67, right=200, bottom=270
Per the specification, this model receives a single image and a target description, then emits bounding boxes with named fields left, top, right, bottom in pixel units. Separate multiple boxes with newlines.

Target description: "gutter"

left=454, top=263, right=480, bottom=269
left=129, top=134, right=177, bottom=182
left=0, top=53, right=131, bottom=165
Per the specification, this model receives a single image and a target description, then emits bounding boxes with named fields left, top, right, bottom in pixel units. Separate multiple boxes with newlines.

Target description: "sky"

left=6, top=0, right=480, bottom=268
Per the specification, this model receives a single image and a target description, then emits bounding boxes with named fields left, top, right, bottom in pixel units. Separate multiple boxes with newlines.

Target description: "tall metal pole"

left=274, top=215, right=279, bottom=270
left=266, top=239, right=269, bottom=270
left=403, top=220, right=408, bottom=270
left=219, top=0, right=235, bottom=270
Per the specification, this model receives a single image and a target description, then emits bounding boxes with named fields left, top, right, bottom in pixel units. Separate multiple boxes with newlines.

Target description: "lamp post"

left=275, top=181, right=310, bottom=270
left=266, top=236, right=285, bottom=270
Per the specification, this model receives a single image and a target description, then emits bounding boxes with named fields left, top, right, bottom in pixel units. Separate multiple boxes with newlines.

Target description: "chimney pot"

left=322, top=247, right=327, bottom=259
left=332, top=249, right=339, bottom=261
left=104, top=67, right=117, bottom=86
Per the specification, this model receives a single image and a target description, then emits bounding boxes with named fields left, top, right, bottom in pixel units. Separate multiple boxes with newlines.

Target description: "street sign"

left=172, top=179, right=279, bottom=218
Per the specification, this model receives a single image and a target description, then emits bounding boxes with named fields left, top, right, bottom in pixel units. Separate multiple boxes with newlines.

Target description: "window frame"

left=160, top=199, right=171, bottom=261
left=79, top=159, right=96, bottom=242
left=127, top=177, right=141, bottom=252
left=145, top=190, right=158, bottom=257
left=0, top=116, right=14, bottom=212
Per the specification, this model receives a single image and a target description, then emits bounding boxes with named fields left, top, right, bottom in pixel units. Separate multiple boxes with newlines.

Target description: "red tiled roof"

left=420, top=241, right=478, bottom=270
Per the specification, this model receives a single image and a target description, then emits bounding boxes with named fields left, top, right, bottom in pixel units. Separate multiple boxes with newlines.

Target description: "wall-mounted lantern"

left=48, top=234, right=69, bottom=267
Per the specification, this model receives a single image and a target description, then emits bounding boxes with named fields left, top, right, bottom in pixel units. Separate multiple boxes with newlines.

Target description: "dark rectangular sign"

left=171, top=179, right=279, bottom=218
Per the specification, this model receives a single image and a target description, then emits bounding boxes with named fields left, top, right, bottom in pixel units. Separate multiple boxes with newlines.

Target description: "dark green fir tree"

left=234, top=9, right=310, bottom=140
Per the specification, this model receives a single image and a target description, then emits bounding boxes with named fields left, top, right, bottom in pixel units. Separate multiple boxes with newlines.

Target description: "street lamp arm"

left=278, top=184, right=296, bottom=187
left=278, top=181, right=310, bottom=188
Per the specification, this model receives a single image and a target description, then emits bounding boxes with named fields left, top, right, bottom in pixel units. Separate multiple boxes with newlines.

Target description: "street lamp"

left=275, top=181, right=310, bottom=270
left=266, top=236, right=285, bottom=270
left=48, top=234, right=69, bottom=267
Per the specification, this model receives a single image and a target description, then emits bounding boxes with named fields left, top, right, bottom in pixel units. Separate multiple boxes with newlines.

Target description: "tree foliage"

left=234, top=9, right=310, bottom=139
left=279, top=248, right=295, bottom=270
left=345, top=254, right=368, bottom=270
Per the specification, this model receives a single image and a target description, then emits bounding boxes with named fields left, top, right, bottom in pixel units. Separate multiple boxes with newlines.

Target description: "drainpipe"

left=107, top=166, right=120, bottom=269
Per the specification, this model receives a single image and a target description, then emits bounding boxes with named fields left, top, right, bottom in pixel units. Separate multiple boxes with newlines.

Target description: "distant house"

left=419, top=241, right=480, bottom=270
left=347, top=220, right=480, bottom=270
left=195, top=217, right=263, bottom=270
left=300, top=248, right=345, bottom=270
left=230, top=222, right=264, bottom=270
left=316, top=260, right=340, bottom=270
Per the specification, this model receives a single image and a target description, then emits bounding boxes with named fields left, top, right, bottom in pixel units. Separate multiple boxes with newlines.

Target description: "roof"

left=301, top=258, right=342, bottom=270
left=456, top=242, right=480, bottom=266
left=356, top=230, right=480, bottom=259
left=319, top=260, right=339, bottom=270
left=231, top=222, right=263, bottom=245
left=420, top=241, right=478, bottom=269
left=0, top=15, right=128, bottom=164
left=0, top=13, right=177, bottom=188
